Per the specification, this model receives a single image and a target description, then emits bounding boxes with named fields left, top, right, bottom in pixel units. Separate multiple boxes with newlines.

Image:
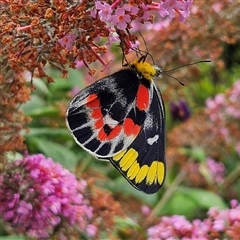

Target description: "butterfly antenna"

left=163, top=72, right=185, bottom=86
left=138, top=32, right=155, bottom=65
left=163, top=59, right=211, bottom=86
left=165, top=59, right=211, bottom=73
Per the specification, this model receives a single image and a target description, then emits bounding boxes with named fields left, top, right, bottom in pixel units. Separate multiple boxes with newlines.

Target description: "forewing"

left=66, top=69, right=148, bottom=158
left=108, top=83, right=166, bottom=194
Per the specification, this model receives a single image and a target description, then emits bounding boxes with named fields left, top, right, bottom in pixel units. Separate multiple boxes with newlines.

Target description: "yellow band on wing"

left=113, top=148, right=165, bottom=186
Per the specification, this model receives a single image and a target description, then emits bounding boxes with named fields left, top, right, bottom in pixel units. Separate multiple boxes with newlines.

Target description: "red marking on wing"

left=91, top=108, right=102, bottom=119
left=97, top=124, right=122, bottom=141
left=86, top=94, right=100, bottom=108
left=107, top=125, right=122, bottom=140
left=132, top=124, right=141, bottom=136
left=123, top=118, right=135, bottom=136
left=136, top=84, right=149, bottom=111
left=94, top=119, right=104, bottom=129
left=98, top=128, right=108, bottom=141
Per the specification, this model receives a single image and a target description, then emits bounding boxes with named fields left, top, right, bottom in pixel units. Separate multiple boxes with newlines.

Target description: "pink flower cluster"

left=93, top=0, right=193, bottom=37
left=0, top=154, right=97, bottom=239
left=147, top=200, right=240, bottom=239
left=59, top=0, right=193, bottom=50
left=205, top=80, right=240, bottom=156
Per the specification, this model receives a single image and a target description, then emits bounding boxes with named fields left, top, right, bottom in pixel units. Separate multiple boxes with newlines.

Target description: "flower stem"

left=149, top=169, right=186, bottom=218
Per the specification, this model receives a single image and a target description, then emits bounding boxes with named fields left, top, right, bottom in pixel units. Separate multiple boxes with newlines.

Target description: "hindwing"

left=106, top=83, right=166, bottom=194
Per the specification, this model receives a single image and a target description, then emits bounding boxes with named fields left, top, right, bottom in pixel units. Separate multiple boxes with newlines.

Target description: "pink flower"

left=123, top=1, right=139, bottom=15
left=128, top=40, right=140, bottom=51
left=205, top=80, right=240, bottom=154
left=90, top=0, right=193, bottom=55
left=96, top=1, right=112, bottom=21
left=107, top=32, right=120, bottom=45
left=0, top=154, right=96, bottom=239
left=231, top=199, right=239, bottom=208
left=206, top=157, right=225, bottom=184
left=148, top=200, right=240, bottom=239
left=86, top=224, right=98, bottom=237
left=212, top=219, right=225, bottom=231
left=58, top=33, right=76, bottom=50
left=158, top=0, right=193, bottom=22
left=141, top=205, right=151, bottom=216
left=147, top=215, right=193, bottom=239
left=159, top=0, right=177, bottom=19
left=111, top=8, right=131, bottom=30
left=192, top=219, right=210, bottom=238
left=229, top=205, right=240, bottom=222
left=212, top=3, right=223, bottom=13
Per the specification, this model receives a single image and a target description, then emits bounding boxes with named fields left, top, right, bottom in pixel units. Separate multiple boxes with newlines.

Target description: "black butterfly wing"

left=66, top=69, right=149, bottom=158
left=107, top=82, right=166, bottom=194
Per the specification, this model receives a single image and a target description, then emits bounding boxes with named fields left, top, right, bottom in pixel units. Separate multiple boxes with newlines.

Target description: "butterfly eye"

left=155, top=66, right=163, bottom=77
left=130, top=64, right=136, bottom=71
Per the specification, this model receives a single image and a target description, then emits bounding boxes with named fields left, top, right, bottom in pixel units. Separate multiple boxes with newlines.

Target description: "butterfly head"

left=130, top=55, right=162, bottom=81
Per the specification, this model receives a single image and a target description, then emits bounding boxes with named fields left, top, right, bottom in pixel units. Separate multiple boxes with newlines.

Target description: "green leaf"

left=26, top=106, right=59, bottom=118
left=106, top=177, right=158, bottom=206
left=33, top=77, right=52, bottom=97
left=114, top=216, right=141, bottom=231
left=21, top=95, right=45, bottom=115
left=199, top=162, right=214, bottom=184
left=48, top=67, right=85, bottom=90
left=179, top=187, right=227, bottom=209
left=28, top=137, right=79, bottom=171
left=179, top=146, right=206, bottom=162
left=0, top=235, right=27, bottom=240
left=24, top=128, right=71, bottom=139
left=158, top=186, right=226, bottom=219
left=158, top=189, right=198, bottom=218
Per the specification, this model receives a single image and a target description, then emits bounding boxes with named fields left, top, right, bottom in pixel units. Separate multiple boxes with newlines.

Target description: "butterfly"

left=66, top=55, right=166, bottom=194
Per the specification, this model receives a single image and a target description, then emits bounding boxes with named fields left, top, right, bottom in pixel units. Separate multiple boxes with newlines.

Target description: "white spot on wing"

left=104, top=113, right=118, bottom=128
left=147, top=135, right=159, bottom=145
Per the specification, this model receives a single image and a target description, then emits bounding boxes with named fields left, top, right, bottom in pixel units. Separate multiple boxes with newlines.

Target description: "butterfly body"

left=66, top=57, right=166, bottom=194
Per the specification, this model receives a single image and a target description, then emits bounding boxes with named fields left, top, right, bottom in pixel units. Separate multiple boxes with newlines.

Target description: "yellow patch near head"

left=131, top=60, right=156, bottom=81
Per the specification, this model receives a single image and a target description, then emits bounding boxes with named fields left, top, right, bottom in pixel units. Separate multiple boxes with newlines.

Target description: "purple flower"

left=170, top=99, right=191, bottom=121
left=0, top=154, right=96, bottom=239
